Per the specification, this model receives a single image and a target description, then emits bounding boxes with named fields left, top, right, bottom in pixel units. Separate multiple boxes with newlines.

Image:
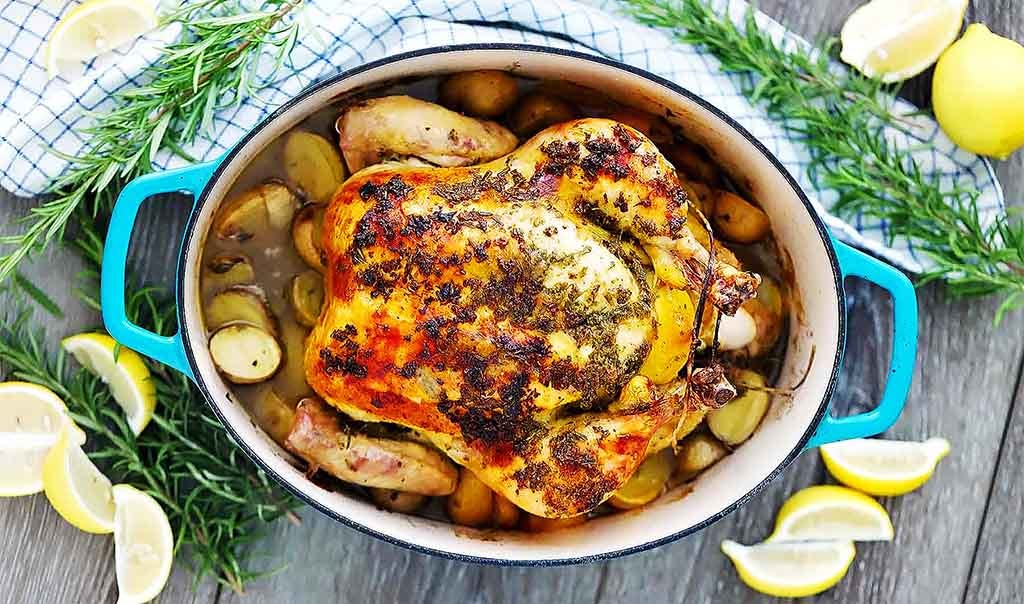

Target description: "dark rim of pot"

left=177, top=43, right=846, bottom=567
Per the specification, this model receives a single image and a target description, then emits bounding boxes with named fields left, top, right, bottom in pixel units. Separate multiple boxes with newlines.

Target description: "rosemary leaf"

left=623, top=0, right=1024, bottom=316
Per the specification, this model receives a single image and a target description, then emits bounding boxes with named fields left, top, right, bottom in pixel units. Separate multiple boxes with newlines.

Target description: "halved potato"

left=492, top=493, right=521, bottom=529
left=283, top=131, right=347, bottom=204
left=370, top=488, right=428, bottom=513
left=608, top=448, right=674, bottom=510
left=209, top=324, right=282, bottom=384
left=676, top=432, right=729, bottom=480
left=202, top=253, right=255, bottom=294
left=292, top=205, right=326, bottom=272
left=508, top=93, right=577, bottom=137
left=447, top=467, right=494, bottom=528
left=289, top=270, right=324, bottom=327
left=214, top=182, right=298, bottom=241
left=439, top=70, right=519, bottom=118
left=277, top=320, right=312, bottom=398
left=252, top=389, right=295, bottom=445
left=706, top=370, right=770, bottom=445
left=204, top=285, right=277, bottom=335
left=520, top=513, right=587, bottom=533
left=712, top=191, right=770, bottom=244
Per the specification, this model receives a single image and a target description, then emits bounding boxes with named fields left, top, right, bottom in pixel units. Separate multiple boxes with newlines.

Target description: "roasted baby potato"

left=439, top=70, right=519, bottom=118
left=277, top=320, right=312, bottom=399
left=520, top=513, right=587, bottom=533
left=608, top=448, right=674, bottom=510
left=639, top=286, right=695, bottom=385
left=252, top=389, right=295, bottom=445
left=712, top=191, right=770, bottom=244
left=209, top=324, right=282, bottom=384
left=508, top=93, right=577, bottom=137
left=292, top=204, right=326, bottom=273
left=492, top=493, right=521, bottom=529
left=665, top=141, right=719, bottom=183
left=447, top=468, right=494, bottom=528
left=706, top=369, right=770, bottom=445
left=202, top=253, right=255, bottom=294
left=204, top=285, right=277, bottom=335
left=337, top=96, right=518, bottom=172
left=285, top=398, right=458, bottom=495
left=679, top=180, right=714, bottom=216
left=676, top=432, right=729, bottom=480
left=605, top=108, right=672, bottom=145
left=370, top=488, right=428, bottom=514
left=214, top=182, right=298, bottom=241
left=289, top=270, right=324, bottom=327
left=283, top=131, right=347, bottom=204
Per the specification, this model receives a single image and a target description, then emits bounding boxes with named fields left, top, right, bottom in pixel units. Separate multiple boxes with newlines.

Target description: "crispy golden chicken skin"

left=305, top=118, right=758, bottom=517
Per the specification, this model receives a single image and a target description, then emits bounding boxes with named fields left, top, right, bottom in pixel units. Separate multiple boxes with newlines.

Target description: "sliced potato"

left=252, top=389, right=295, bottom=445
left=202, top=253, right=255, bottom=294
left=204, top=285, right=277, bottom=335
left=370, top=488, right=428, bottom=514
left=447, top=467, right=494, bottom=528
left=605, top=108, right=672, bottom=145
left=292, top=205, right=326, bottom=273
left=608, top=448, right=675, bottom=510
left=284, top=131, right=347, bottom=204
left=639, top=286, right=696, bottom=385
left=285, top=399, right=458, bottom=495
left=508, top=93, right=577, bottom=137
left=277, top=320, right=312, bottom=399
left=209, top=324, right=282, bottom=384
left=214, top=182, right=298, bottom=241
left=492, top=493, right=521, bottom=529
left=712, top=191, right=770, bottom=244
left=439, top=70, right=518, bottom=118
left=289, top=270, right=325, bottom=327
left=676, top=432, right=729, bottom=480
left=520, top=513, right=587, bottom=533
left=706, top=370, right=770, bottom=445
left=665, top=141, right=719, bottom=183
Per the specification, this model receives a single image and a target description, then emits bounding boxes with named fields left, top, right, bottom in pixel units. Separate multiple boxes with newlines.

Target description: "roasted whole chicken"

left=297, top=97, right=762, bottom=518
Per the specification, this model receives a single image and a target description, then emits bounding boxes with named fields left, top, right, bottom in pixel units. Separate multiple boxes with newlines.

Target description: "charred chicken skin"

left=301, top=111, right=759, bottom=518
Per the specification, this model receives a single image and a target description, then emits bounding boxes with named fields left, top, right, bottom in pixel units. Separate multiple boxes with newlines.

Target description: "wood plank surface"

left=0, top=1, right=1021, bottom=603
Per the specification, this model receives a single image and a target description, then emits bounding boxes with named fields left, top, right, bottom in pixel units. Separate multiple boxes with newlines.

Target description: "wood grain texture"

left=0, top=1, right=1021, bottom=603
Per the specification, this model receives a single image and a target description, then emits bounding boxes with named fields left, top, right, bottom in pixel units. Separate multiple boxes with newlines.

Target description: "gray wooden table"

left=2, top=1, right=1022, bottom=602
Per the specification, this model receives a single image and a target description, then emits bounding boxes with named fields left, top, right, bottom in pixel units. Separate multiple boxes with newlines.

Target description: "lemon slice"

left=839, top=0, right=969, bottom=82
left=0, top=382, right=85, bottom=497
left=112, top=484, right=173, bottom=604
left=42, top=425, right=115, bottom=533
left=721, top=540, right=856, bottom=598
left=62, top=333, right=156, bottom=436
left=769, top=485, right=894, bottom=542
left=821, top=437, right=951, bottom=496
left=45, top=0, right=158, bottom=77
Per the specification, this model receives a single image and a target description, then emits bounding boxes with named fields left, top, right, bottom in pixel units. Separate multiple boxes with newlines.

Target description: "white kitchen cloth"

left=0, top=0, right=1005, bottom=273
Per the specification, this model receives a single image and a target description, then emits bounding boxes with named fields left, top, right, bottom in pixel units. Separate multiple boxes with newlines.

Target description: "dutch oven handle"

left=806, top=240, right=919, bottom=448
left=100, top=160, right=220, bottom=380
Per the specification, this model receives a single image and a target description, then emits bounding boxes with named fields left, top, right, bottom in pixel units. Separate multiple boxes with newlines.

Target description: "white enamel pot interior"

left=177, top=45, right=843, bottom=565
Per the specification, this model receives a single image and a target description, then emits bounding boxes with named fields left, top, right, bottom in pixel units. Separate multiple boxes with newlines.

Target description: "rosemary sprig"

left=1, top=228, right=299, bottom=593
left=623, top=0, right=1024, bottom=319
left=0, top=0, right=303, bottom=283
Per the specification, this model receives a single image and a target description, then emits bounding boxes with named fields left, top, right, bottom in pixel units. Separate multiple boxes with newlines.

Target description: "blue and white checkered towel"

left=0, top=0, right=1004, bottom=273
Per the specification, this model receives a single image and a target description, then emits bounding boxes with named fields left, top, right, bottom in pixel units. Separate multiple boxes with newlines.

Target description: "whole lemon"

left=933, top=24, right=1024, bottom=159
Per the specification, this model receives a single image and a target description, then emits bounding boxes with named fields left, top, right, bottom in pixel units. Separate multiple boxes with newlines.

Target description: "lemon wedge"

left=769, top=485, right=893, bottom=542
left=721, top=540, right=856, bottom=598
left=0, top=382, right=85, bottom=497
left=42, top=425, right=115, bottom=533
left=62, top=333, right=156, bottom=436
left=112, top=484, right=173, bottom=604
left=839, top=0, right=969, bottom=82
left=45, top=0, right=158, bottom=77
left=821, top=437, right=950, bottom=496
